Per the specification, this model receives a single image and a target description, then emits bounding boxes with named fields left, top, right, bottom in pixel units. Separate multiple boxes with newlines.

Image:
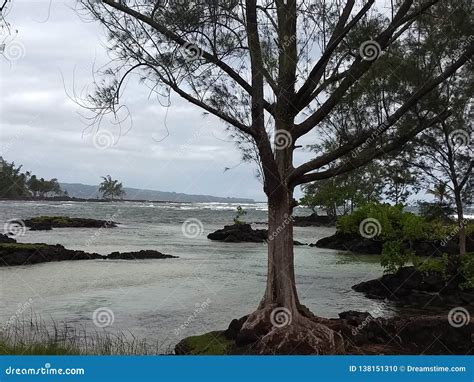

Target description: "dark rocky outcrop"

left=106, top=250, right=178, bottom=260
left=293, top=213, right=336, bottom=227
left=175, top=310, right=474, bottom=355
left=0, top=234, right=16, bottom=244
left=207, top=224, right=267, bottom=242
left=24, top=216, right=118, bottom=231
left=0, top=243, right=103, bottom=266
left=313, top=231, right=473, bottom=256
left=0, top=243, right=178, bottom=266
left=207, top=223, right=307, bottom=245
left=352, top=266, right=474, bottom=307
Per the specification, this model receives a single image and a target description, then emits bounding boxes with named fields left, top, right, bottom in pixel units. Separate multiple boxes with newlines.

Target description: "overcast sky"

left=1, top=0, right=316, bottom=201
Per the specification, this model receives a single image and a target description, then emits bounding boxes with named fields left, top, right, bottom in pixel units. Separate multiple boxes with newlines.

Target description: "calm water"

left=0, top=200, right=392, bottom=348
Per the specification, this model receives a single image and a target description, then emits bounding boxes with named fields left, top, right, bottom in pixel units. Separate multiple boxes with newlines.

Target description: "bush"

left=418, top=201, right=455, bottom=223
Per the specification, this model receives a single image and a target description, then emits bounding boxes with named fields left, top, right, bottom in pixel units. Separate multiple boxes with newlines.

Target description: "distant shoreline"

left=0, top=196, right=263, bottom=204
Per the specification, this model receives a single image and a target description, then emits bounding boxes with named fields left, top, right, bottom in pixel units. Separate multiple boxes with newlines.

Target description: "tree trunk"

left=259, top=188, right=299, bottom=310
left=454, top=189, right=466, bottom=255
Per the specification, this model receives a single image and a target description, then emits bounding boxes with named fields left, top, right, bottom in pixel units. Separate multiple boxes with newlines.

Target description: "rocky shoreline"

left=313, top=231, right=474, bottom=256
left=175, top=310, right=473, bottom=355
left=0, top=235, right=177, bottom=266
left=352, top=266, right=474, bottom=307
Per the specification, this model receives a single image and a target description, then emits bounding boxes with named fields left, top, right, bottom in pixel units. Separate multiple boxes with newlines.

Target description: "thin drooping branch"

left=100, top=0, right=275, bottom=116
left=289, top=41, right=474, bottom=184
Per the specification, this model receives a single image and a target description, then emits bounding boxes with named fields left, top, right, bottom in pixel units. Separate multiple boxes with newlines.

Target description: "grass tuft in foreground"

left=0, top=316, right=171, bottom=355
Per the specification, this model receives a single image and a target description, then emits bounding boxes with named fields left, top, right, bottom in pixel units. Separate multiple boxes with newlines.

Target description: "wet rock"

left=352, top=266, right=474, bottom=306
left=207, top=224, right=268, bottom=243
left=0, top=234, right=16, bottom=243
left=106, top=250, right=178, bottom=260
left=24, top=216, right=118, bottom=230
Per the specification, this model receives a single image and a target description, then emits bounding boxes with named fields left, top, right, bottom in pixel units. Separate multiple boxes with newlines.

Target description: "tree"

left=0, top=157, right=30, bottom=198
left=99, top=175, right=125, bottom=200
left=81, top=0, right=473, bottom=352
left=301, top=164, right=383, bottom=218
left=382, top=159, right=420, bottom=205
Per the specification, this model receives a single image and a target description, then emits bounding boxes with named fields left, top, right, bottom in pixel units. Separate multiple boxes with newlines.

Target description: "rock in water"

left=207, top=224, right=268, bottom=243
left=106, top=250, right=178, bottom=260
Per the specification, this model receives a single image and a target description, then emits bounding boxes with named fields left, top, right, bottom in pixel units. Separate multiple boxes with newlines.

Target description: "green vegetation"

left=177, top=332, right=234, bottom=355
left=99, top=175, right=125, bottom=200
left=336, top=203, right=474, bottom=286
left=0, top=243, right=49, bottom=250
left=1, top=317, right=170, bottom=355
left=233, top=205, right=247, bottom=225
left=0, top=157, right=65, bottom=199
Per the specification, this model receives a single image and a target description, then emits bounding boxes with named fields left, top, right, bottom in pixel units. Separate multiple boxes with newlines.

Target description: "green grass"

left=178, top=332, right=234, bottom=355
left=1, top=316, right=171, bottom=355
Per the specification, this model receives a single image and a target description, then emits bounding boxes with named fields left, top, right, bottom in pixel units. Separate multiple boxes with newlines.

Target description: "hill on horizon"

left=60, top=183, right=256, bottom=204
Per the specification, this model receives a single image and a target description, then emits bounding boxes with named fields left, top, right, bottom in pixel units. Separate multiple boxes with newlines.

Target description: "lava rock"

left=106, top=250, right=178, bottom=260
left=207, top=224, right=268, bottom=243
left=24, top=216, right=118, bottom=230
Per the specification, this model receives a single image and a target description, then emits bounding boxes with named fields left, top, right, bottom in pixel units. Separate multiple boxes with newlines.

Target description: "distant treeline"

left=0, top=157, right=66, bottom=199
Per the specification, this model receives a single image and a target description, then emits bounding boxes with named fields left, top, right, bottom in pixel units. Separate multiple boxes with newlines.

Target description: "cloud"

left=0, top=0, right=267, bottom=200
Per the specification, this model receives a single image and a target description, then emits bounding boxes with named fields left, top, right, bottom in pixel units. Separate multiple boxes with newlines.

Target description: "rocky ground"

left=313, top=231, right=474, bottom=256
left=0, top=235, right=177, bottom=266
left=175, top=310, right=473, bottom=355
left=24, top=216, right=118, bottom=231
left=293, top=213, right=336, bottom=227
left=352, top=265, right=474, bottom=307
left=207, top=223, right=306, bottom=245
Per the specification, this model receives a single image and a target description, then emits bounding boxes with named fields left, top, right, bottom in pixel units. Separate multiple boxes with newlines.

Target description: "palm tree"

left=426, top=182, right=451, bottom=204
left=99, top=175, right=125, bottom=201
